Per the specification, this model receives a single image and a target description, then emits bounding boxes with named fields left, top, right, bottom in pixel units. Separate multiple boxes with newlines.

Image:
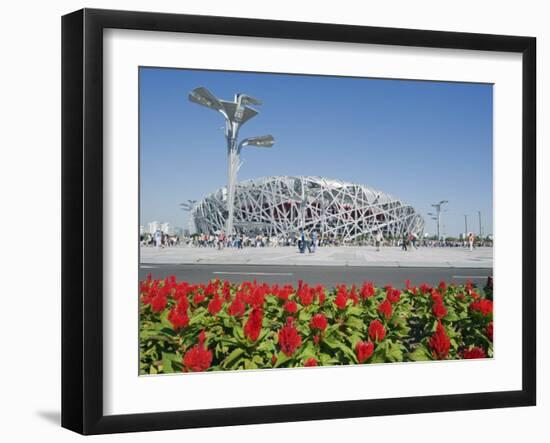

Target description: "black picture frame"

left=61, top=8, right=536, bottom=435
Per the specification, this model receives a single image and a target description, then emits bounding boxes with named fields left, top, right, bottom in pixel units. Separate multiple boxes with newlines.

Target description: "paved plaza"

left=140, top=245, right=493, bottom=268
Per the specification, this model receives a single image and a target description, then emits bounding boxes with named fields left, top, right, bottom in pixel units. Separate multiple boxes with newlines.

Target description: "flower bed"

left=139, top=276, right=493, bottom=374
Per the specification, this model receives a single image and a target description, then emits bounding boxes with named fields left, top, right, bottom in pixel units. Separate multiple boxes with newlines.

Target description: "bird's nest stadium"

left=191, top=176, right=424, bottom=242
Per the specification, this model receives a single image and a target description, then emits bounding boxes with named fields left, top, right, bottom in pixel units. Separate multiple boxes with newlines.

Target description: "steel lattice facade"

left=192, top=176, right=424, bottom=241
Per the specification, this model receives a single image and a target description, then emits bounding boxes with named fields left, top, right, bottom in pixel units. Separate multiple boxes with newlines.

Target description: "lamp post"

left=189, top=87, right=274, bottom=235
left=478, top=210, right=482, bottom=238
left=464, top=214, right=468, bottom=238
left=180, top=200, right=197, bottom=235
left=430, top=200, right=448, bottom=241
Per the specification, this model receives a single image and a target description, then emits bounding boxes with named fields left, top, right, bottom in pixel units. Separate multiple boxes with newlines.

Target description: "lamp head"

left=189, top=87, right=223, bottom=111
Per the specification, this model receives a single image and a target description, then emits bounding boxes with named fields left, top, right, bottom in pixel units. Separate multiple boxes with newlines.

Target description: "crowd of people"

left=141, top=229, right=491, bottom=252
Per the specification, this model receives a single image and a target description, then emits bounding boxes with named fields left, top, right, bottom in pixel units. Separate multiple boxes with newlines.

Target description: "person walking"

left=311, top=230, right=318, bottom=253
left=468, top=232, right=475, bottom=251
left=402, top=232, right=408, bottom=251
left=375, top=231, right=383, bottom=251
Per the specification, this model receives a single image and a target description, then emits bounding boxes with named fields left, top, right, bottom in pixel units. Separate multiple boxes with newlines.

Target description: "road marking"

left=140, top=265, right=158, bottom=269
left=452, top=275, right=488, bottom=279
left=213, top=271, right=293, bottom=276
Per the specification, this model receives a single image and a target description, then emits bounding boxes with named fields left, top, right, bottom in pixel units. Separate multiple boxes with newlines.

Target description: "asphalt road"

left=139, top=263, right=492, bottom=288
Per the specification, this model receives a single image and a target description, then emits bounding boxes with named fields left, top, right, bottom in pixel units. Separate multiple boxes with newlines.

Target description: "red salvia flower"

left=313, top=334, right=320, bottom=345
left=207, top=294, right=222, bottom=316
left=310, top=313, right=328, bottom=331
left=378, top=299, right=392, bottom=320
left=469, top=299, right=493, bottom=316
left=360, top=282, right=375, bottom=299
left=429, top=321, right=451, bottom=360
left=244, top=307, right=263, bottom=341
left=432, top=301, right=448, bottom=319
left=278, top=317, right=302, bottom=357
left=438, top=280, right=447, bottom=292
left=183, top=330, right=212, bottom=372
left=228, top=296, right=246, bottom=317
left=334, top=287, right=348, bottom=310
left=284, top=300, right=298, bottom=314
left=387, top=288, right=401, bottom=304
left=355, top=341, right=374, bottom=363
left=368, top=319, right=386, bottom=342
left=193, top=292, right=206, bottom=305
left=168, top=307, right=189, bottom=330
left=419, top=283, right=432, bottom=294
left=298, top=285, right=314, bottom=306
left=431, top=290, right=443, bottom=304
left=463, top=347, right=487, bottom=359
left=304, top=358, right=318, bottom=367
left=150, top=294, right=168, bottom=313
left=349, top=285, right=359, bottom=305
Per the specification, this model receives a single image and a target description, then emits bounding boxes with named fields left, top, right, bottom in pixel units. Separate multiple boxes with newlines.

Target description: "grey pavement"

left=138, top=263, right=492, bottom=287
left=140, top=245, right=493, bottom=269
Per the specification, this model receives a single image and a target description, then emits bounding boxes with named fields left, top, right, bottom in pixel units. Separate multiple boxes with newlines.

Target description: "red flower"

left=193, top=292, right=206, bottom=305
left=208, top=295, right=222, bottom=316
left=244, top=307, right=263, bottom=341
left=463, top=347, right=487, bottom=359
left=429, top=321, right=451, bottom=360
left=432, top=301, right=448, bottom=319
left=487, top=322, right=493, bottom=341
left=334, top=287, right=348, bottom=310
left=304, top=358, right=318, bottom=367
left=431, top=290, right=443, bottom=304
left=313, top=334, right=320, bottom=345
left=419, top=283, right=432, bottom=294
left=318, top=291, right=326, bottom=305
left=168, top=307, right=189, bottom=330
left=355, top=341, right=374, bottom=363
left=150, top=294, right=168, bottom=313
left=438, top=280, right=447, bottom=292
left=298, top=285, right=314, bottom=306
left=368, top=319, right=386, bottom=342
left=271, top=354, right=277, bottom=365
left=284, top=300, right=298, bottom=314
left=378, top=299, right=392, bottom=320
left=310, top=313, right=328, bottom=331
left=360, top=282, right=375, bottom=299
left=183, top=330, right=212, bottom=372
left=470, top=299, right=493, bottom=317
left=349, top=285, right=359, bottom=305
left=387, top=288, right=401, bottom=304
left=228, top=296, right=246, bottom=317
left=278, top=317, right=302, bottom=357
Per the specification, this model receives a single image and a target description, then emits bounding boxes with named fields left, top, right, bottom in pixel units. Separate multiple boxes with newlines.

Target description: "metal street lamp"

left=430, top=200, right=448, bottom=240
left=189, top=87, right=274, bottom=235
left=180, top=200, right=197, bottom=235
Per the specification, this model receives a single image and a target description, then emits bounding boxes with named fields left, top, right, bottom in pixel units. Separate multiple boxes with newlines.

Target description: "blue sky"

left=140, top=67, right=493, bottom=237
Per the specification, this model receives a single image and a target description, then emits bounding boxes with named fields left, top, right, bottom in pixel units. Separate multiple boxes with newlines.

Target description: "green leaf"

left=223, top=348, right=245, bottom=369
left=274, top=351, right=292, bottom=368
left=345, top=316, right=365, bottom=330
left=161, top=352, right=178, bottom=373
left=408, top=346, right=432, bottom=361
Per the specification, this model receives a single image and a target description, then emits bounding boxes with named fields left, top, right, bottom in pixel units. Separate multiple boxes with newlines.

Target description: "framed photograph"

left=61, top=8, right=536, bottom=435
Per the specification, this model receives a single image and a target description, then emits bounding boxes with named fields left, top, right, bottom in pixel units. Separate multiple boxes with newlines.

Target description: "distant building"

left=147, top=221, right=160, bottom=235
left=160, top=222, right=172, bottom=235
